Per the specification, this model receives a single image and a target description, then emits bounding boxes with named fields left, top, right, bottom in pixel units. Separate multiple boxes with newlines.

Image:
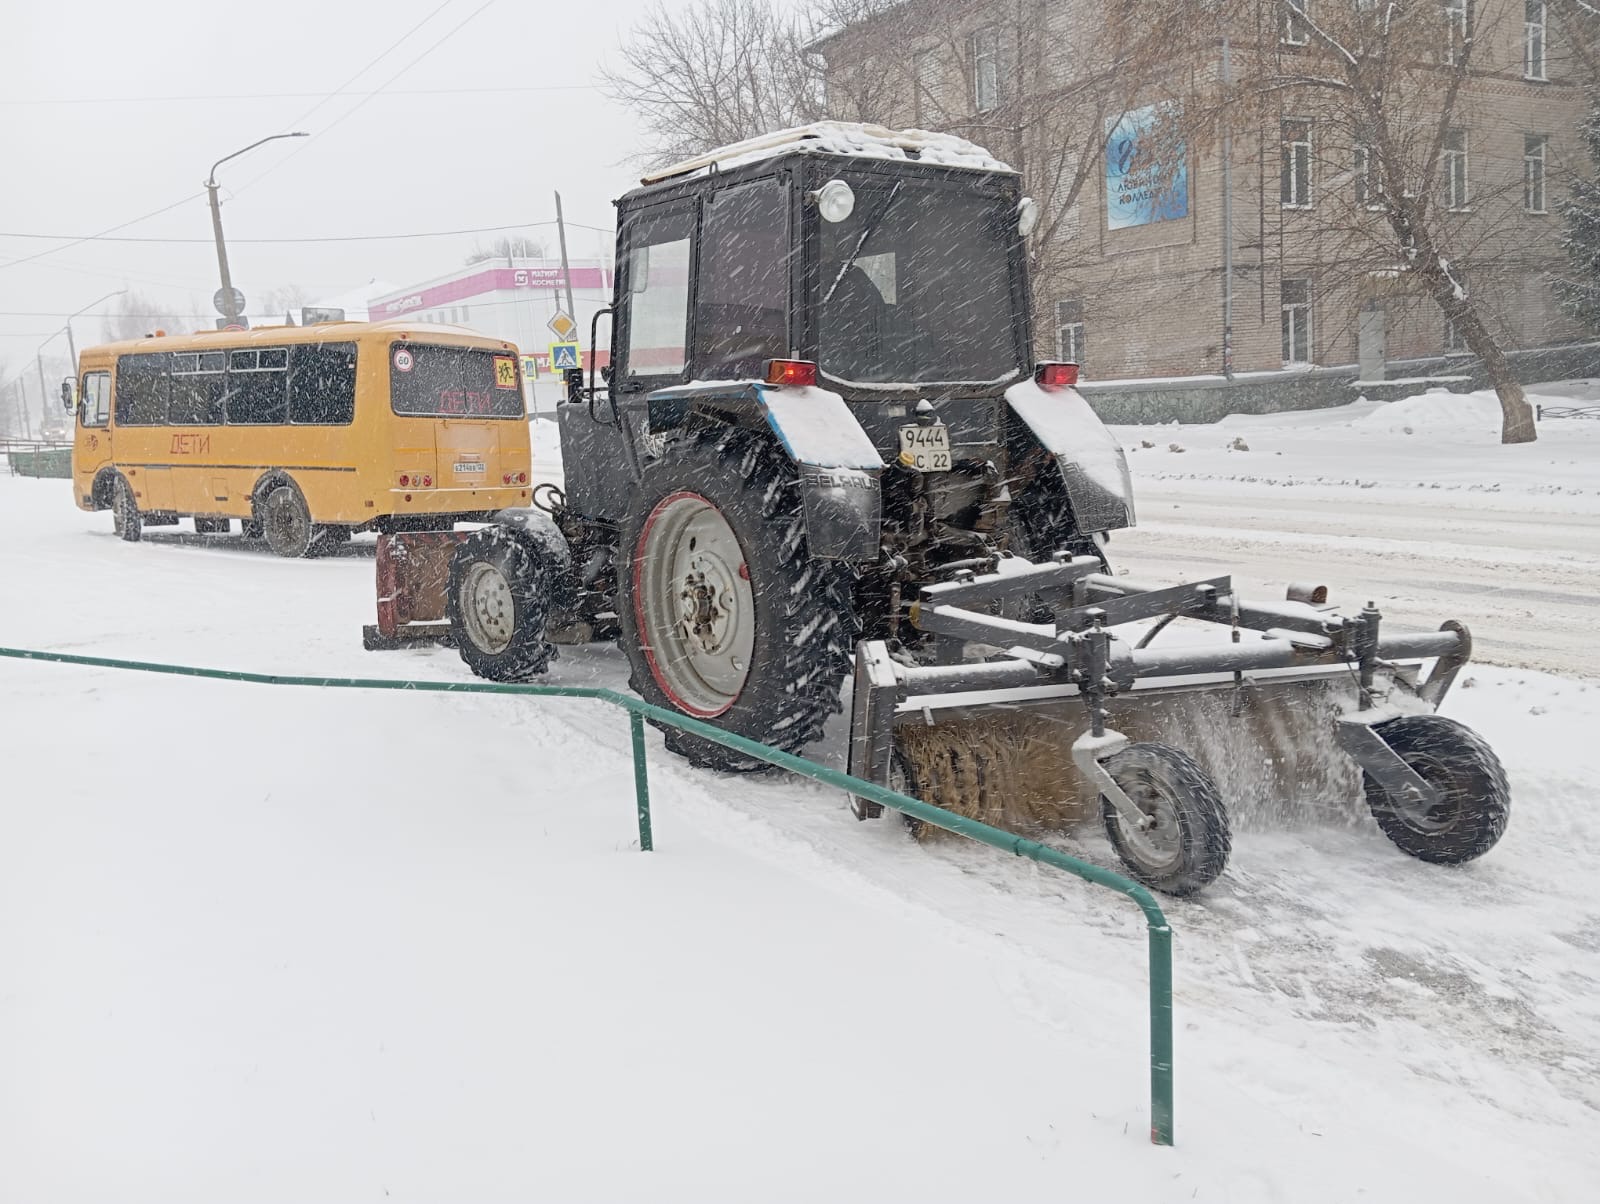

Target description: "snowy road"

left=3, top=386, right=1598, bottom=1201
left=1113, top=488, right=1600, bottom=678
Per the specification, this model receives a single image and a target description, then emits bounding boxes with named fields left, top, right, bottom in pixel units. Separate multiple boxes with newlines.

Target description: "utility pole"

left=205, top=132, right=309, bottom=327
left=1220, top=36, right=1235, bottom=381
left=36, top=352, right=49, bottom=433
left=554, top=191, right=578, bottom=326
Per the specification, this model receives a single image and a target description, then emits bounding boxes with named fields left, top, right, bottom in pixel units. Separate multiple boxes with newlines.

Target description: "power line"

left=0, top=192, right=205, bottom=275
left=234, top=0, right=497, bottom=199
left=279, top=0, right=456, bottom=133
left=0, top=219, right=615, bottom=246
left=0, top=85, right=598, bottom=106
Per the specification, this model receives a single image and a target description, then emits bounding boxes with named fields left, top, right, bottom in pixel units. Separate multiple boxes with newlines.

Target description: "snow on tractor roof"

left=640, top=122, right=1016, bottom=185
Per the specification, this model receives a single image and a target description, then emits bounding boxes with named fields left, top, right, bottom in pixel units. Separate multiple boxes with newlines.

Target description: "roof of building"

left=640, top=121, right=1015, bottom=185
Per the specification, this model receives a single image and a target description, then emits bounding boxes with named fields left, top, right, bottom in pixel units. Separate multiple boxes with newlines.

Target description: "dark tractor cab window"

left=619, top=206, right=694, bottom=383
left=694, top=177, right=790, bottom=377
left=816, top=178, right=1023, bottom=385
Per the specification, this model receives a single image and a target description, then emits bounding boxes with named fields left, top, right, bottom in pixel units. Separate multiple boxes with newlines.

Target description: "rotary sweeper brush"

left=845, top=558, right=1506, bottom=895
left=361, top=122, right=1511, bottom=896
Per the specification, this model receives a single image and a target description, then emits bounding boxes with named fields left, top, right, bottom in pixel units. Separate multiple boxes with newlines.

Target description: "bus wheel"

left=261, top=483, right=313, bottom=558
left=112, top=477, right=141, bottom=542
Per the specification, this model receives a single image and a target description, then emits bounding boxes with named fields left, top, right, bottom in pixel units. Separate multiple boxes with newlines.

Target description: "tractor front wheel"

left=619, top=428, right=858, bottom=772
left=1100, top=742, right=1231, bottom=896
left=447, top=525, right=559, bottom=683
left=1363, top=715, right=1510, bottom=864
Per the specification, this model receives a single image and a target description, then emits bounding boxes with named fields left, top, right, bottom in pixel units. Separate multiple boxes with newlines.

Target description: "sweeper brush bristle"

left=897, top=713, right=1093, bottom=839
left=894, top=675, right=1366, bottom=840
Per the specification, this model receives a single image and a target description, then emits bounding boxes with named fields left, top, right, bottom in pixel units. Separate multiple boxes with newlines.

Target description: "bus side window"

left=288, top=342, right=357, bottom=425
left=80, top=372, right=111, bottom=427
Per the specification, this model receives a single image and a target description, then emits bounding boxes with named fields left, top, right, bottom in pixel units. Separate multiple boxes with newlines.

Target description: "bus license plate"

left=454, top=461, right=485, bottom=474
left=898, top=423, right=951, bottom=472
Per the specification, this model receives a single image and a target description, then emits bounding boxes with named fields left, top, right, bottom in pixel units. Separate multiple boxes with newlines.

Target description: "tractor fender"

left=648, top=380, right=884, bottom=562
left=489, top=507, right=578, bottom=607
left=1004, top=378, right=1136, bottom=532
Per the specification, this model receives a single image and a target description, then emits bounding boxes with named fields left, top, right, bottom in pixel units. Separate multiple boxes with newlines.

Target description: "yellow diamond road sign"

left=546, top=310, right=578, bottom=341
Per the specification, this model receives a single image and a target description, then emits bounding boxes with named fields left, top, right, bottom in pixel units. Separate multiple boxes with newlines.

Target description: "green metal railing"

left=0, top=643, right=1175, bottom=1145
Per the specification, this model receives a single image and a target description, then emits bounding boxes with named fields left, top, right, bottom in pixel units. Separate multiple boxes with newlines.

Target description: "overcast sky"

left=0, top=0, right=664, bottom=375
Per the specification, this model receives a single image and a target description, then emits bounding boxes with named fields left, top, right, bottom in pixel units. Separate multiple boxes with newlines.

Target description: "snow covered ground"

left=2, top=383, right=1598, bottom=1201
left=1107, top=382, right=1600, bottom=677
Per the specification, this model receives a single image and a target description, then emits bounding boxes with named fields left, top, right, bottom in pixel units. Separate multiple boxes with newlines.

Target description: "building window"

left=1281, top=278, right=1312, bottom=365
left=1283, top=1, right=1310, bottom=45
left=1443, top=128, right=1469, bottom=210
left=913, top=49, right=940, bottom=124
left=1281, top=120, right=1312, bottom=207
left=1525, top=1, right=1547, bottom=80
left=971, top=25, right=1002, bottom=112
left=1355, top=143, right=1384, bottom=208
left=1443, top=0, right=1470, bottom=66
left=1525, top=134, right=1547, bottom=213
left=1055, top=299, right=1085, bottom=365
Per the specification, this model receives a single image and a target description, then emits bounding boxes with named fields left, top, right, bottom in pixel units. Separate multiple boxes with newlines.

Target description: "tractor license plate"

left=898, top=423, right=951, bottom=472
left=453, top=461, right=485, bottom=474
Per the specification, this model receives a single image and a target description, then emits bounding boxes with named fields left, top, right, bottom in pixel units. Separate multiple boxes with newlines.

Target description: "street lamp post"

left=205, top=132, right=309, bottom=327
left=63, top=287, right=128, bottom=373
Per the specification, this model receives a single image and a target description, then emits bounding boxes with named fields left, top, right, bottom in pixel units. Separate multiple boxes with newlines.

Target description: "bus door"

left=73, top=370, right=113, bottom=505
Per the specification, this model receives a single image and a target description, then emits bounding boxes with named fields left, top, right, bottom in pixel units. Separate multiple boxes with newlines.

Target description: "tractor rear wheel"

left=1100, top=742, right=1231, bottom=896
left=619, top=428, right=858, bottom=772
left=1363, top=714, right=1510, bottom=864
left=447, top=524, right=559, bottom=682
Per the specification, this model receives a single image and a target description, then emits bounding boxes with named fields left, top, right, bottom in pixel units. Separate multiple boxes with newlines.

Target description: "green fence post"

left=1148, top=920, right=1174, bottom=1146
left=629, top=710, right=653, bottom=852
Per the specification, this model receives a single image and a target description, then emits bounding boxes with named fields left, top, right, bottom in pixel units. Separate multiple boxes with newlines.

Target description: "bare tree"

left=1111, top=0, right=1540, bottom=443
left=260, top=283, right=313, bottom=322
left=99, top=291, right=192, bottom=343
left=464, top=235, right=548, bottom=265
left=603, top=0, right=824, bottom=166
left=807, top=0, right=1170, bottom=335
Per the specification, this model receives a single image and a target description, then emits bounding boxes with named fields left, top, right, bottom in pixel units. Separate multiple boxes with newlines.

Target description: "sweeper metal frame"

left=847, top=554, right=1506, bottom=895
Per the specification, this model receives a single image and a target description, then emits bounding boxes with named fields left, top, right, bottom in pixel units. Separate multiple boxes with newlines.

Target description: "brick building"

left=812, top=0, right=1587, bottom=381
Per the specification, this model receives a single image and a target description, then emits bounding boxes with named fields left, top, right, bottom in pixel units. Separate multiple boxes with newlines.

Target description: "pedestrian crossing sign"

left=549, top=342, right=581, bottom=371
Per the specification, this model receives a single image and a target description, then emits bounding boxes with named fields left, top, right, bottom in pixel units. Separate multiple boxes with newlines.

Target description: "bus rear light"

left=399, top=474, right=411, bottom=487
left=1034, top=361, right=1080, bottom=390
left=420, top=475, right=432, bottom=488
left=765, top=359, right=817, bottom=388
left=518, top=471, right=528, bottom=484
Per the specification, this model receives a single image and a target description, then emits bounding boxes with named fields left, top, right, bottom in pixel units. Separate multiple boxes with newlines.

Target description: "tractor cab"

left=561, top=123, right=1053, bottom=528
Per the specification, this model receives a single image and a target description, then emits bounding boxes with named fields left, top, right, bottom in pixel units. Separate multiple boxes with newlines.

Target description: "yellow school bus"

left=69, top=320, right=534, bottom=556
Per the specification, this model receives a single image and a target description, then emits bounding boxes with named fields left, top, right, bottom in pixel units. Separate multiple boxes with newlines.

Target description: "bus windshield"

left=816, top=178, right=1026, bottom=386
left=390, top=343, right=525, bottom=418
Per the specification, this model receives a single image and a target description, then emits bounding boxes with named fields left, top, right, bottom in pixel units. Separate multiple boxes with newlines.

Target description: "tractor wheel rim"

left=459, top=561, right=516, bottom=654
left=1386, top=749, right=1460, bottom=835
left=1116, top=773, right=1183, bottom=873
left=638, top=493, right=754, bottom=717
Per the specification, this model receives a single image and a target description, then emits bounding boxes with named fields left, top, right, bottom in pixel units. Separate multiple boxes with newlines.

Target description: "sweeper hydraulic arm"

left=364, top=122, right=1511, bottom=895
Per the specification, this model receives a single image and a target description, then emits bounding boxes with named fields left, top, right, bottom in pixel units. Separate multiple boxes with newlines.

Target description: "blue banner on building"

left=1105, top=105, right=1188, bottom=230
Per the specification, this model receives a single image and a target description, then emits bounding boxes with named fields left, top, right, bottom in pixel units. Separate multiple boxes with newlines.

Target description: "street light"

left=205, top=132, right=309, bottom=327
left=62, top=287, right=128, bottom=373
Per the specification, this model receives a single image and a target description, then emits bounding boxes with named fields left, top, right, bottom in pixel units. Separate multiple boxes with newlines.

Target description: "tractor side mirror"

left=60, top=378, right=75, bottom=412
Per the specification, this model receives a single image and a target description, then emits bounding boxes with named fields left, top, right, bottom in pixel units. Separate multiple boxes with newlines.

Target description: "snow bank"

left=1348, top=387, right=1506, bottom=439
